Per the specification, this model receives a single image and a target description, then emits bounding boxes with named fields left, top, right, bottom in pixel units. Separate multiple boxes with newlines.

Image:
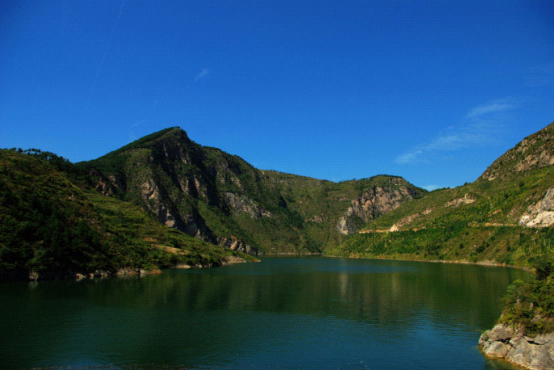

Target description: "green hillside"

left=327, top=170, right=554, bottom=265
left=328, top=122, right=554, bottom=268
left=0, top=149, right=255, bottom=281
left=261, top=171, right=426, bottom=251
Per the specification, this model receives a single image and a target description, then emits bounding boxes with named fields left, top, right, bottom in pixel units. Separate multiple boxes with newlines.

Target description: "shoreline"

left=326, top=252, right=551, bottom=369
left=3, top=254, right=259, bottom=283
left=322, top=253, right=533, bottom=272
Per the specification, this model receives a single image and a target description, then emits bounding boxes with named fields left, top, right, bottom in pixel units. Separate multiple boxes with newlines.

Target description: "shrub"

left=500, top=258, right=554, bottom=335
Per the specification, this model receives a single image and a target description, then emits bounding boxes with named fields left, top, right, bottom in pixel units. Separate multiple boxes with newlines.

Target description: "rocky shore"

left=24, top=255, right=253, bottom=281
left=479, top=323, right=554, bottom=369
left=28, top=268, right=164, bottom=281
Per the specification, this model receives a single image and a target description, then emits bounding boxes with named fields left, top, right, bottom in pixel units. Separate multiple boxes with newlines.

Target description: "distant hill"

left=327, top=122, right=554, bottom=268
left=77, top=127, right=426, bottom=254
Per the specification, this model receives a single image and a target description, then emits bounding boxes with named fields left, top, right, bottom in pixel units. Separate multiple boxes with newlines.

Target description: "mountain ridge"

left=480, top=122, right=554, bottom=182
left=2, top=121, right=553, bottom=283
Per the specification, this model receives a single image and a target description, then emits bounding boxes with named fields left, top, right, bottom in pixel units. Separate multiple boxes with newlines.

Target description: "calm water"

left=0, top=257, right=530, bottom=370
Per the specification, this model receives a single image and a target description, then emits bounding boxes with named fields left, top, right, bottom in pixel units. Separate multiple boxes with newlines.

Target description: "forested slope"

left=0, top=149, right=254, bottom=281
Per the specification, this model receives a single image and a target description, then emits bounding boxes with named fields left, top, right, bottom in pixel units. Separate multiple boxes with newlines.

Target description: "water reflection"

left=0, top=257, right=530, bottom=370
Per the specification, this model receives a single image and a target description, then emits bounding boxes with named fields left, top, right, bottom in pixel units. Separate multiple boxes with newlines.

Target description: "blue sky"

left=1, top=0, right=553, bottom=190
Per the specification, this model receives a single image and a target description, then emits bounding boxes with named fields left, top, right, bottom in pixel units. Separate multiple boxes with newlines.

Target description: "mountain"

left=3, top=123, right=553, bottom=367
left=0, top=149, right=256, bottom=281
left=77, top=127, right=426, bottom=254
left=327, top=121, right=554, bottom=267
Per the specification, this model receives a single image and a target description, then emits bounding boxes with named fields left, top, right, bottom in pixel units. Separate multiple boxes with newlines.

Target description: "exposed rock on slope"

left=520, top=186, right=554, bottom=227
left=444, top=193, right=476, bottom=208
left=336, top=178, right=422, bottom=235
left=388, top=208, right=433, bottom=232
left=223, top=192, right=272, bottom=219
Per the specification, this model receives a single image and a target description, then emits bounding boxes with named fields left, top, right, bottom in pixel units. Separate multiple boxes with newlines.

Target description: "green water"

left=0, top=257, right=529, bottom=369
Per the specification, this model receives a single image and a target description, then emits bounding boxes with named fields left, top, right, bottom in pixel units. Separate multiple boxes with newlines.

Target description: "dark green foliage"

left=535, top=259, right=553, bottom=281
left=0, top=150, right=104, bottom=278
left=0, top=149, right=254, bottom=281
left=500, top=260, right=554, bottom=335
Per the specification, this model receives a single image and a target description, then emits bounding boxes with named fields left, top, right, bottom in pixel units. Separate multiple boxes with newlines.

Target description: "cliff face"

left=519, top=186, right=554, bottom=227
left=79, top=128, right=425, bottom=254
left=336, top=179, right=421, bottom=235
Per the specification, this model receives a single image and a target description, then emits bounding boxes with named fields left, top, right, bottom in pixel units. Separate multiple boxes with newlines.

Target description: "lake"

left=0, top=256, right=530, bottom=370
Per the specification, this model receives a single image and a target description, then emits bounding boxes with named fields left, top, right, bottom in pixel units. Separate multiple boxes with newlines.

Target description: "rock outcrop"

left=217, top=236, right=257, bottom=256
left=223, top=192, right=272, bottom=219
left=519, top=186, right=554, bottom=227
left=141, top=178, right=179, bottom=229
left=388, top=208, right=433, bottom=232
left=336, top=179, right=421, bottom=235
left=479, top=324, right=554, bottom=370
left=88, top=168, right=122, bottom=196
left=444, top=193, right=477, bottom=208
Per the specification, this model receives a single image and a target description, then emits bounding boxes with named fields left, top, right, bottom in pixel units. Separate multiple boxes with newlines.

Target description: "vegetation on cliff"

left=500, top=251, right=554, bottom=335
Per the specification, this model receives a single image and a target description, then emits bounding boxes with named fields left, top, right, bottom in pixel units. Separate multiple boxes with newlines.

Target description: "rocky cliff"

left=81, top=128, right=268, bottom=254
left=519, top=186, right=554, bottom=227
left=336, top=177, right=422, bottom=235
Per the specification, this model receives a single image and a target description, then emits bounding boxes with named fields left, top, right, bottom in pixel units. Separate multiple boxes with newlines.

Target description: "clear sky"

left=1, top=1, right=553, bottom=190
